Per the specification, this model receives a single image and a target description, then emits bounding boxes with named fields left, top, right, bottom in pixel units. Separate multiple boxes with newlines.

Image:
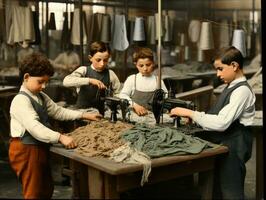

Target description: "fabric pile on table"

left=67, top=119, right=218, bottom=186
left=121, top=123, right=218, bottom=158
left=67, top=120, right=134, bottom=157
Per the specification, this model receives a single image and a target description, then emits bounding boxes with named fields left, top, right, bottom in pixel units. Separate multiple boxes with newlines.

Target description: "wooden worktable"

left=50, top=145, right=228, bottom=199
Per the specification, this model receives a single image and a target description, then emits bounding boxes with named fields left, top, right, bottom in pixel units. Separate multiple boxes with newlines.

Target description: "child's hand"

left=133, top=103, right=148, bottom=116
left=82, top=112, right=103, bottom=121
left=89, top=78, right=107, bottom=89
left=59, top=134, right=77, bottom=149
left=170, top=107, right=194, bottom=118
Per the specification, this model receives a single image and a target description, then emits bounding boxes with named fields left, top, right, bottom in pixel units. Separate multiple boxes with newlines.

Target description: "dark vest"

left=131, top=75, right=156, bottom=110
left=76, top=66, right=110, bottom=114
left=18, top=91, right=51, bottom=145
left=199, top=81, right=253, bottom=144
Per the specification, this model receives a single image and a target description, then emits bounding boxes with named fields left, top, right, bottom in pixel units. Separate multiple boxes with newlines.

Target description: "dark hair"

left=133, top=47, right=154, bottom=63
left=19, top=52, right=54, bottom=79
left=212, top=46, right=244, bottom=69
left=89, top=41, right=111, bottom=57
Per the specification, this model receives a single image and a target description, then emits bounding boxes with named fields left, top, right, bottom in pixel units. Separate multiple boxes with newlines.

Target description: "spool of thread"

left=197, top=49, right=204, bottom=62
left=232, top=29, right=246, bottom=57
left=180, top=33, right=186, bottom=46
left=184, top=46, right=190, bottom=61
left=163, top=15, right=171, bottom=42
left=188, top=20, right=201, bottom=43
left=133, top=17, right=145, bottom=41
left=199, top=22, right=214, bottom=50
left=100, top=15, right=111, bottom=43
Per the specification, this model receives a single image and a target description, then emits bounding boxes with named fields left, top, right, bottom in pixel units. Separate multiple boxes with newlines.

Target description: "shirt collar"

left=91, top=64, right=104, bottom=72
left=228, top=76, right=247, bottom=88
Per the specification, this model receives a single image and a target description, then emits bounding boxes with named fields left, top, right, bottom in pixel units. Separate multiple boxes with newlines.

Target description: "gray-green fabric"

left=122, top=124, right=217, bottom=158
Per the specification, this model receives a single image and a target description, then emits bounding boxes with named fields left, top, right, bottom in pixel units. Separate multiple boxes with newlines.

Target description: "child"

left=9, top=52, right=102, bottom=199
left=63, top=41, right=121, bottom=114
left=170, top=46, right=255, bottom=199
left=119, top=47, right=168, bottom=116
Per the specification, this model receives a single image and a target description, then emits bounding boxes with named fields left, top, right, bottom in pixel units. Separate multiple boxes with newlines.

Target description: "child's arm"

left=118, top=75, right=134, bottom=105
left=63, top=66, right=90, bottom=87
left=109, top=70, right=121, bottom=94
left=42, top=92, right=102, bottom=121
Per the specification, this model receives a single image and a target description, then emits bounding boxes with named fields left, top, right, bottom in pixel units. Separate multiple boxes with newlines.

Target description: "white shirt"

left=10, top=85, right=83, bottom=143
left=63, top=65, right=121, bottom=94
left=119, top=73, right=168, bottom=106
left=192, top=77, right=256, bottom=131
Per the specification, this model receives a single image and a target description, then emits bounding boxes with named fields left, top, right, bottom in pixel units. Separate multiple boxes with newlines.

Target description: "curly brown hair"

left=19, top=52, right=54, bottom=79
left=132, top=47, right=154, bottom=63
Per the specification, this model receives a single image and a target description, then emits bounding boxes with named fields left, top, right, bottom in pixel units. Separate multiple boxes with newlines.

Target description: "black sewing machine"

left=96, top=84, right=130, bottom=122
left=104, top=96, right=130, bottom=123
left=152, top=89, right=196, bottom=127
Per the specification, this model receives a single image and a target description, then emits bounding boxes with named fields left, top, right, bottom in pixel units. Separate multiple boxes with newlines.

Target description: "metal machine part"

left=104, top=96, right=130, bottom=123
left=152, top=89, right=196, bottom=126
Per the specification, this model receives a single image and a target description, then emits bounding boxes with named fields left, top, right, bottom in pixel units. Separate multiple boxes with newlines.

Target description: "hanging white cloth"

left=112, top=14, right=129, bottom=51
left=71, top=8, right=87, bottom=45
left=7, top=5, right=35, bottom=45
left=188, top=20, right=201, bottom=43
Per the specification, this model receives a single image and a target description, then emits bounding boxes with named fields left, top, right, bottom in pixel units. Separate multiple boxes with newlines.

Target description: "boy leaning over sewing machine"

left=9, top=52, right=102, bottom=199
left=119, top=47, right=168, bottom=116
left=170, top=46, right=255, bottom=199
left=63, top=41, right=121, bottom=114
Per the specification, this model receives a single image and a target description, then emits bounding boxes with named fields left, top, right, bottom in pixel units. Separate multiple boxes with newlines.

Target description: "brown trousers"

left=9, top=138, right=54, bottom=199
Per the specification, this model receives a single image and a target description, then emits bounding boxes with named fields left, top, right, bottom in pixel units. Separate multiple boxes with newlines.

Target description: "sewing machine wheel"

left=152, top=89, right=165, bottom=124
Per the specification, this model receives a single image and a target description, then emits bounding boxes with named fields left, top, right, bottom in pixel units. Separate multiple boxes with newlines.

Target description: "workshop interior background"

left=0, top=0, right=262, bottom=199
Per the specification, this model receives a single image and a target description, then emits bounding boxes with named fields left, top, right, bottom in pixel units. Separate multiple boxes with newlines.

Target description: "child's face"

left=213, top=59, right=238, bottom=84
left=89, top=51, right=110, bottom=72
left=136, top=58, right=154, bottom=76
left=23, top=74, right=49, bottom=94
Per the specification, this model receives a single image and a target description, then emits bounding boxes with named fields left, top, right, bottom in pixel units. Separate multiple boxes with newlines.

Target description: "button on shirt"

left=192, top=77, right=256, bottom=131
left=10, top=85, right=83, bottom=143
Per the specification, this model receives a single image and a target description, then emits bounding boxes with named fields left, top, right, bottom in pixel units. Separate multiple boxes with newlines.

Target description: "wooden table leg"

left=199, top=170, right=214, bottom=200
left=88, top=167, right=104, bottom=199
left=104, top=174, right=119, bottom=199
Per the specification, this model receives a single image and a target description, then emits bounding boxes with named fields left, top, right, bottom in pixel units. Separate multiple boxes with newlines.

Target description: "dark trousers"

left=213, top=131, right=253, bottom=199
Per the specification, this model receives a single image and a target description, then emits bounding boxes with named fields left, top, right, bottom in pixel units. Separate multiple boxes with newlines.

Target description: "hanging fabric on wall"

left=188, top=19, right=201, bottom=43
left=31, top=11, right=41, bottom=45
left=7, top=5, right=36, bottom=46
left=61, top=12, right=72, bottom=51
left=128, top=19, right=135, bottom=45
left=0, top=8, right=6, bottom=43
left=71, top=8, right=87, bottom=45
left=112, top=14, right=129, bottom=51
left=48, top=12, right=56, bottom=30
left=85, top=10, right=93, bottom=46
left=100, top=14, right=111, bottom=43
left=147, top=16, right=156, bottom=45
left=163, top=15, right=171, bottom=42
left=89, top=13, right=104, bottom=44
left=218, top=19, right=230, bottom=48
left=133, top=17, right=145, bottom=42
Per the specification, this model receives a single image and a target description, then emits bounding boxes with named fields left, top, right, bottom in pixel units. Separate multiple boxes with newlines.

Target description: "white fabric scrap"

left=110, top=142, right=151, bottom=186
